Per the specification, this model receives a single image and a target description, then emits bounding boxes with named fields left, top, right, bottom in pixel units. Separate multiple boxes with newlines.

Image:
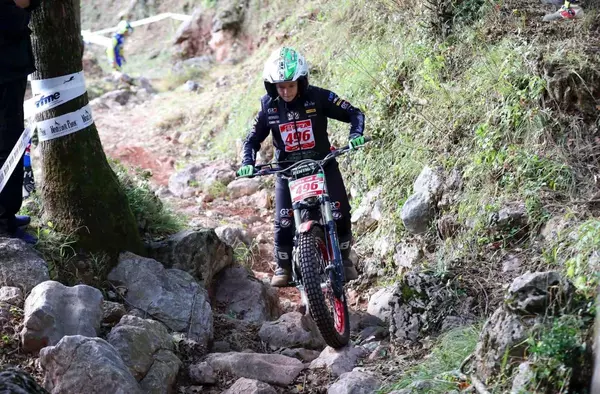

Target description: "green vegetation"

left=379, top=325, right=480, bottom=393
left=110, top=159, right=186, bottom=237
left=523, top=313, right=593, bottom=393
left=544, top=219, right=600, bottom=296
left=76, top=0, right=599, bottom=390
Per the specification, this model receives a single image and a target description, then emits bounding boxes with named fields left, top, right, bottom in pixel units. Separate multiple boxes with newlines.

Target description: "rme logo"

left=35, top=92, right=61, bottom=108
left=49, top=119, right=78, bottom=135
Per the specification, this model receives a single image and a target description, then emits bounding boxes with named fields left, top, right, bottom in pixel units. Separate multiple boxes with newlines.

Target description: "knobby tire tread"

left=299, top=227, right=350, bottom=348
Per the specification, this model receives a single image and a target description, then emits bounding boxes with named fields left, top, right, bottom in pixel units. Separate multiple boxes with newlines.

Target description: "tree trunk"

left=29, top=1, right=143, bottom=257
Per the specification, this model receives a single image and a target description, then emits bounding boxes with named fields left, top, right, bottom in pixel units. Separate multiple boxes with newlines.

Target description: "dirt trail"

left=94, top=91, right=304, bottom=307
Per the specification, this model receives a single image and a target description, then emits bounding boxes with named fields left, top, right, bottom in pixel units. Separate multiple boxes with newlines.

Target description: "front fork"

left=321, top=196, right=345, bottom=298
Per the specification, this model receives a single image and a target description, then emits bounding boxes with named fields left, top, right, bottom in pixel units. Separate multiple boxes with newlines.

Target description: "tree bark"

left=29, top=0, right=143, bottom=257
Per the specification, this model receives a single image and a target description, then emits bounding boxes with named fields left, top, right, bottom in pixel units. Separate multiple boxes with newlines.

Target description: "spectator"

left=0, top=0, right=41, bottom=244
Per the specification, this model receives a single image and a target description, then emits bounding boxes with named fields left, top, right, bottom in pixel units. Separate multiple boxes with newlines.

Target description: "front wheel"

left=298, top=226, right=350, bottom=348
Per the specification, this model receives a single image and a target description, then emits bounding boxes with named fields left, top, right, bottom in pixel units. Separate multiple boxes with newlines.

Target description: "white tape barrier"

left=0, top=126, right=33, bottom=195
left=38, top=104, right=94, bottom=142
left=83, top=12, right=192, bottom=47
left=0, top=71, right=92, bottom=194
left=24, top=71, right=87, bottom=119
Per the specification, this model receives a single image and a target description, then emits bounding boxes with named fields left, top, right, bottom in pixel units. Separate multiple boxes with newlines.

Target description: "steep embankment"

left=18, top=0, right=596, bottom=392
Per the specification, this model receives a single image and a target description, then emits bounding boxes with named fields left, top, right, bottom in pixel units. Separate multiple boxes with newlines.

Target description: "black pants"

left=274, top=161, right=353, bottom=270
left=0, top=77, right=26, bottom=223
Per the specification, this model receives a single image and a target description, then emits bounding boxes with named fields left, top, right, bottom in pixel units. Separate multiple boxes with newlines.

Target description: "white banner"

left=24, top=84, right=87, bottom=119
left=37, top=104, right=94, bottom=142
left=24, top=71, right=87, bottom=119
left=31, top=71, right=86, bottom=92
left=0, top=126, right=34, bottom=195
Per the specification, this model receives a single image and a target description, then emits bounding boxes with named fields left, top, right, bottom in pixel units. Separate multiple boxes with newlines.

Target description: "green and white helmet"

left=263, top=47, right=309, bottom=98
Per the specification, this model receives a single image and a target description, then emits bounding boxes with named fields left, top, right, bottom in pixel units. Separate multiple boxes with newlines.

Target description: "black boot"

left=271, top=245, right=294, bottom=287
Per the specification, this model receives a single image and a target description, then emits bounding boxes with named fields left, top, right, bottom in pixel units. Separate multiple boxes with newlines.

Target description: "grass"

left=379, top=325, right=480, bottom=393
left=75, top=0, right=599, bottom=390
left=110, top=159, right=186, bottom=238
left=544, top=219, right=600, bottom=297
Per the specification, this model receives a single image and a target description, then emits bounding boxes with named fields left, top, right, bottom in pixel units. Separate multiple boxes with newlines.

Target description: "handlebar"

left=242, top=136, right=372, bottom=179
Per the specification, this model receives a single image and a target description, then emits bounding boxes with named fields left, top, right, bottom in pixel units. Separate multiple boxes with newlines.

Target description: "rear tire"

left=298, top=226, right=350, bottom=348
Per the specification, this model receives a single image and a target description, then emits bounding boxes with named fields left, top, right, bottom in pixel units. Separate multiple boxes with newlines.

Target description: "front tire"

left=298, top=226, right=350, bottom=348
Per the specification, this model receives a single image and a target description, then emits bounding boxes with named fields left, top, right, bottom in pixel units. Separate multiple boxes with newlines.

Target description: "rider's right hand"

left=236, top=165, right=254, bottom=177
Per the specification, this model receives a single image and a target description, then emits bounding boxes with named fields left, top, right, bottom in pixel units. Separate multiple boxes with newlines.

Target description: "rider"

left=237, top=47, right=366, bottom=287
left=106, top=20, right=133, bottom=72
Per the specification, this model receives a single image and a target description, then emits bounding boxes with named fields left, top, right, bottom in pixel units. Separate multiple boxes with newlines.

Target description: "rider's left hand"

left=349, top=135, right=366, bottom=150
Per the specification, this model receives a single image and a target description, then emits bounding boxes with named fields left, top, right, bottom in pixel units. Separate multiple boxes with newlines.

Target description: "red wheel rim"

left=316, top=238, right=345, bottom=334
left=334, top=297, right=346, bottom=334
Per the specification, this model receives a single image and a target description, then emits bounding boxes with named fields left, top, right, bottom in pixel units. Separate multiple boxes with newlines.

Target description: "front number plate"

left=289, top=174, right=324, bottom=203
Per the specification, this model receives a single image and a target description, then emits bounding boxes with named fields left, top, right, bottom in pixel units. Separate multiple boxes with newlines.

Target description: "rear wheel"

left=298, top=226, right=350, bottom=348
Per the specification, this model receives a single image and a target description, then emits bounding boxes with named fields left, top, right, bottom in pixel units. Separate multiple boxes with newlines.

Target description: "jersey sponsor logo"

left=304, top=101, right=315, bottom=107
left=267, top=107, right=278, bottom=114
left=279, top=120, right=315, bottom=152
left=280, top=208, right=293, bottom=217
left=328, top=92, right=335, bottom=102
left=305, top=108, right=316, bottom=114
left=287, top=111, right=300, bottom=121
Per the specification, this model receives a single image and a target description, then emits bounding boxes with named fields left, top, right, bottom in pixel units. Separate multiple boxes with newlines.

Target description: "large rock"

left=401, top=192, right=434, bottom=234
left=388, top=272, right=449, bottom=341
left=204, top=352, right=304, bottom=386
left=173, top=8, right=214, bottom=58
left=413, top=166, right=444, bottom=198
left=474, top=272, right=574, bottom=382
left=0, top=286, right=24, bottom=307
left=21, top=281, right=103, bottom=353
left=393, top=241, right=422, bottom=271
left=227, top=178, right=261, bottom=199
left=215, top=225, right=251, bottom=247
left=366, top=287, right=395, bottom=324
left=0, top=367, right=47, bottom=393
left=108, top=315, right=181, bottom=393
left=214, top=265, right=280, bottom=324
left=474, top=308, right=540, bottom=382
left=309, top=345, right=367, bottom=377
left=505, top=271, right=573, bottom=314
left=259, top=312, right=324, bottom=349
left=189, top=361, right=216, bottom=385
left=168, top=161, right=235, bottom=198
left=102, top=301, right=127, bottom=325
left=350, top=188, right=381, bottom=232
left=108, top=252, right=213, bottom=345
left=489, top=202, right=528, bottom=231
left=328, top=371, right=381, bottom=394
left=0, top=238, right=49, bottom=293
left=147, top=229, right=233, bottom=288
left=40, top=335, right=142, bottom=394
left=223, top=378, right=277, bottom=394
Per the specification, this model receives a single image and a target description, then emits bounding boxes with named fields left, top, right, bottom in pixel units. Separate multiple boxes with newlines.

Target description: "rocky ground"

left=1, top=0, right=597, bottom=391
left=1, top=70, right=590, bottom=393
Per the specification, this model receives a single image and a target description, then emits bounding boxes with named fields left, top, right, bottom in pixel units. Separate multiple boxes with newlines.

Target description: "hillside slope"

left=77, top=0, right=600, bottom=392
